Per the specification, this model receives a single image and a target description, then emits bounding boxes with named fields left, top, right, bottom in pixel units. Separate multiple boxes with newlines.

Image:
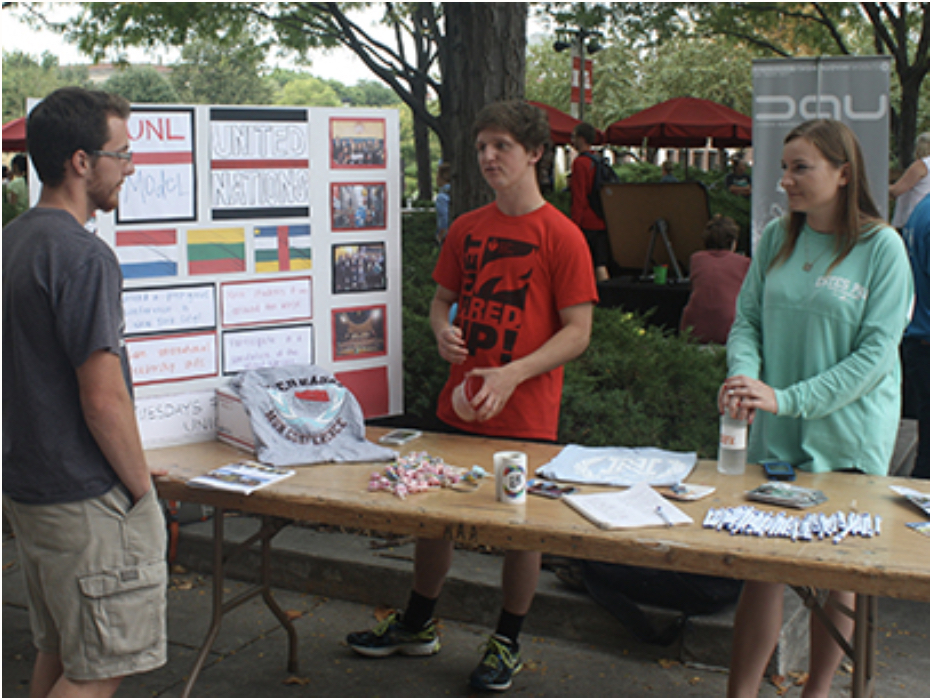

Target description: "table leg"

left=791, top=587, right=876, bottom=698
left=180, top=508, right=299, bottom=698
left=851, top=593, right=877, bottom=698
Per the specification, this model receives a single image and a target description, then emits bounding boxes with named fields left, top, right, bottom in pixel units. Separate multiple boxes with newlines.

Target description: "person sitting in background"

left=679, top=214, right=750, bottom=345
left=890, top=132, right=930, bottom=230
left=660, top=160, right=679, bottom=183
left=435, top=162, right=452, bottom=246
left=726, top=158, right=752, bottom=198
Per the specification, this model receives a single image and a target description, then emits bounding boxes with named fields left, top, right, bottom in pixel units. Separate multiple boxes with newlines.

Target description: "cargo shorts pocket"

left=78, top=560, right=167, bottom=659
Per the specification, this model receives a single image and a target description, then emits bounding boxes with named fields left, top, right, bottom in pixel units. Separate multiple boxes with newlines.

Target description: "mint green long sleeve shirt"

left=727, top=218, right=914, bottom=474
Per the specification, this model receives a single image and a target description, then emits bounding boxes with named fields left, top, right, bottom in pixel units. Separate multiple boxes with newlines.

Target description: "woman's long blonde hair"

left=771, top=119, right=883, bottom=273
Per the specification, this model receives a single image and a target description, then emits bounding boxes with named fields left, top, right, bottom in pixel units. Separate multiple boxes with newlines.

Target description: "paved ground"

left=4, top=528, right=929, bottom=697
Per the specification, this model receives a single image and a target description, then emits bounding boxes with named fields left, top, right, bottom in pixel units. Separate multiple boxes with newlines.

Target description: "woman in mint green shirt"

left=721, top=120, right=914, bottom=698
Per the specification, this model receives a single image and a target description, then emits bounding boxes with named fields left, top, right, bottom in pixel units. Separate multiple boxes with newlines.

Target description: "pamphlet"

left=746, top=482, right=827, bottom=509
left=890, top=485, right=930, bottom=518
left=660, top=483, right=716, bottom=501
left=563, top=482, right=693, bottom=530
left=378, top=429, right=423, bottom=445
left=188, top=460, right=296, bottom=495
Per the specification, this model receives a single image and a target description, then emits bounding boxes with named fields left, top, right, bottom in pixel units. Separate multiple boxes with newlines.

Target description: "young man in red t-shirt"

left=570, top=121, right=611, bottom=282
left=347, top=101, right=598, bottom=692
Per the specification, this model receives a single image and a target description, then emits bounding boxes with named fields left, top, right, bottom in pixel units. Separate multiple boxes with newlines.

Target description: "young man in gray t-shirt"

left=3, top=87, right=168, bottom=696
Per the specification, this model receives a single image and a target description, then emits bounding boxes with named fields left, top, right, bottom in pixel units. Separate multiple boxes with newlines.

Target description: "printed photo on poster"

left=330, top=118, right=386, bottom=168
left=333, top=305, right=386, bottom=360
left=331, top=182, right=386, bottom=231
left=118, top=108, right=196, bottom=224
left=332, top=243, right=386, bottom=294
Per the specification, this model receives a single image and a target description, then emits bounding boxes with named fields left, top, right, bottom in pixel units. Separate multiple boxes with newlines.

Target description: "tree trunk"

left=413, top=75, right=433, bottom=201
left=442, top=3, right=527, bottom=219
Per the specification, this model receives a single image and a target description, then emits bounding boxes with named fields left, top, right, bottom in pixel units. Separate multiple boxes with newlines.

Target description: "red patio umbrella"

left=3, top=117, right=27, bottom=152
left=529, top=101, right=605, bottom=146
left=605, top=97, right=751, bottom=149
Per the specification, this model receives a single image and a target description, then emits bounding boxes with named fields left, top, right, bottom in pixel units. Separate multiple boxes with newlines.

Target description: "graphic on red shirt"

left=457, top=234, right=539, bottom=365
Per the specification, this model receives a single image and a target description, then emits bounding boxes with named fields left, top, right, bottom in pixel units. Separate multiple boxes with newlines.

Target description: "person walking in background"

left=890, top=132, right=930, bottom=230
left=435, top=161, right=452, bottom=246
left=903, top=195, right=930, bottom=480
left=3, top=87, right=168, bottom=698
left=679, top=214, right=750, bottom=345
left=721, top=119, right=913, bottom=698
left=347, top=100, right=597, bottom=693
left=570, top=122, right=611, bottom=282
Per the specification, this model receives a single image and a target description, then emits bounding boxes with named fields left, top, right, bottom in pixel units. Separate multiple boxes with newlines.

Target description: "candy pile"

left=703, top=506, right=882, bottom=544
left=368, top=451, right=487, bottom=499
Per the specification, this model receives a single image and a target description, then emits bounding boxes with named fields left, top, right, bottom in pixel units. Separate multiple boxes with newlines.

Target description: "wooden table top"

left=149, top=428, right=930, bottom=602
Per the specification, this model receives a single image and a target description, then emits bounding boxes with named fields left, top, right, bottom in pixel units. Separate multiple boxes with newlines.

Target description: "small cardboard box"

left=216, top=388, right=256, bottom=453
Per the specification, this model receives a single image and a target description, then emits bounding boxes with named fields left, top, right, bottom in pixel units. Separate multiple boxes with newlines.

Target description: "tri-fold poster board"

left=76, top=103, right=403, bottom=447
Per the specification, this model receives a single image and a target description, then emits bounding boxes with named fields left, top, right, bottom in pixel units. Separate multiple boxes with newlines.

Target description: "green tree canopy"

left=170, top=37, right=273, bottom=105
left=2, top=50, right=90, bottom=122
left=102, top=65, right=180, bottom=103
left=274, top=76, right=341, bottom=107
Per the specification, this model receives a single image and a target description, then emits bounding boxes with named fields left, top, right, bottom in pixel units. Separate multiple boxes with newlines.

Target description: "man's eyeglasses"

left=92, top=150, right=134, bottom=162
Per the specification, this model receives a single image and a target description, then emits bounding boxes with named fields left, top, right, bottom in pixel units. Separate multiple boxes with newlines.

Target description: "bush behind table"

left=399, top=208, right=726, bottom=459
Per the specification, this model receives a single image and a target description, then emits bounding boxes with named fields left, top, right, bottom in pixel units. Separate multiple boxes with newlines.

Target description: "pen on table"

left=656, top=505, right=674, bottom=527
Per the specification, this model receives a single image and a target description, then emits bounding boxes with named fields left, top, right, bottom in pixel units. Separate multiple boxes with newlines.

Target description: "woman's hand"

left=721, top=375, right=778, bottom=423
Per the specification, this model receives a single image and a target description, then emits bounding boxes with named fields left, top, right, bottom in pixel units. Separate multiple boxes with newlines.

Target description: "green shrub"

left=559, top=309, right=725, bottom=457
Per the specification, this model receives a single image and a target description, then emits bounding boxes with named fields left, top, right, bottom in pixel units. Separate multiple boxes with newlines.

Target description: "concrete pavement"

left=4, top=521, right=929, bottom=697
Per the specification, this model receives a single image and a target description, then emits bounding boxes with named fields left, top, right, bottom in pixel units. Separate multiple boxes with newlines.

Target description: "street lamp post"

left=554, top=28, right=602, bottom=123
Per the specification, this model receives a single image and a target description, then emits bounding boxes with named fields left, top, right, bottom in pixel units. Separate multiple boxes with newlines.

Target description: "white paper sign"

left=135, top=390, right=217, bottom=447
left=124, top=285, right=216, bottom=335
left=221, top=278, right=312, bottom=327
left=119, top=110, right=196, bottom=223
left=223, top=326, right=313, bottom=373
left=127, top=333, right=218, bottom=385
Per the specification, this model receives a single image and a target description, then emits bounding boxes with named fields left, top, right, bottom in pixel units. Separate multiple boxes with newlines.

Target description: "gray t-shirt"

left=233, top=364, right=396, bottom=467
left=3, top=207, right=130, bottom=504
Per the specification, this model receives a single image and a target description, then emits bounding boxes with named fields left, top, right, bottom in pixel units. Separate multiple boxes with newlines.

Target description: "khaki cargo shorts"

left=4, top=485, right=168, bottom=681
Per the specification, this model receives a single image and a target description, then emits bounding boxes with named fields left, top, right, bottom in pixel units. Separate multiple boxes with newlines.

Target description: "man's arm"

left=76, top=349, right=154, bottom=503
left=470, top=302, right=594, bottom=422
left=430, top=284, right=467, bottom=365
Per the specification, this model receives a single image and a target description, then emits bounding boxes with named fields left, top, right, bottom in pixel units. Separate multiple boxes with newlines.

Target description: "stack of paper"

left=563, top=482, right=693, bottom=530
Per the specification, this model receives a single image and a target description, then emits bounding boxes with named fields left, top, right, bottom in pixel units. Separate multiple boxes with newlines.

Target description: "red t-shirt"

left=570, top=153, right=605, bottom=231
left=679, top=250, right=751, bottom=345
left=432, top=202, right=598, bottom=440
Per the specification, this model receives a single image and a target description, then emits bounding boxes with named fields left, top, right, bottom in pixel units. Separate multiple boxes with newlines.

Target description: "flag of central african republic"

left=188, top=227, right=246, bottom=275
left=254, top=224, right=312, bottom=273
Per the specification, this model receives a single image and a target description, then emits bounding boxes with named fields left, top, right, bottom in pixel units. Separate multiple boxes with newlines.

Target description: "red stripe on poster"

left=116, top=229, right=177, bottom=246
left=132, top=151, right=193, bottom=165
left=277, top=225, right=291, bottom=271
left=210, top=159, right=309, bottom=170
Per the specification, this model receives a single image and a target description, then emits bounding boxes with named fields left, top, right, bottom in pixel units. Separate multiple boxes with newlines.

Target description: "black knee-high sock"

left=494, top=609, right=525, bottom=648
left=401, top=590, right=437, bottom=631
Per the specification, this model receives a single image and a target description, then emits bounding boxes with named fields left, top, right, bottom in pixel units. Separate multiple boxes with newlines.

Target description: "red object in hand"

left=464, top=374, right=483, bottom=401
